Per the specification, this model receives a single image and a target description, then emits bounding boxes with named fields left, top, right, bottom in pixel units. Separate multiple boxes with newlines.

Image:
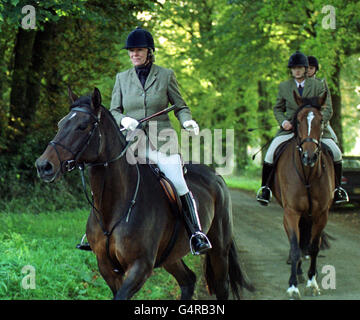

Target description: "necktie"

left=298, top=85, right=303, bottom=96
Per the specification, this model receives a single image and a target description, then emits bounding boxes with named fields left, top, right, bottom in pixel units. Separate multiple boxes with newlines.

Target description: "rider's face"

left=128, top=48, right=148, bottom=67
left=291, top=66, right=306, bottom=80
left=307, top=66, right=317, bottom=78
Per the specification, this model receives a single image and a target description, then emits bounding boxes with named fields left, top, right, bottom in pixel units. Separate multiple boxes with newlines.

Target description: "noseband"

left=297, top=137, right=320, bottom=156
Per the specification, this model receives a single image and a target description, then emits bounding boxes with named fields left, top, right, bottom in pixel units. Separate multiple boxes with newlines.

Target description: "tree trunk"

left=330, top=59, right=343, bottom=152
left=234, top=104, right=249, bottom=173
left=257, top=80, right=274, bottom=162
left=26, top=22, right=56, bottom=127
left=9, top=28, right=36, bottom=147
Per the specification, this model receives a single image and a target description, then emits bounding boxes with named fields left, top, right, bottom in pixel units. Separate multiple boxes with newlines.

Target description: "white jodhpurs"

left=321, top=138, right=342, bottom=162
left=264, top=133, right=294, bottom=164
left=264, top=133, right=342, bottom=164
left=146, top=147, right=189, bottom=196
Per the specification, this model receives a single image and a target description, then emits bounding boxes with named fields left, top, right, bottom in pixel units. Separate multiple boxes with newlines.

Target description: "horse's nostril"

left=44, top=161, right=53, bottom=173
left=36, top=159, right=54, bottom=175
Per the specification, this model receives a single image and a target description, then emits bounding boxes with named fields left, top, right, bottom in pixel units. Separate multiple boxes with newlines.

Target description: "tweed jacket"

left=110, top=64, right=192, bottom=154
left=273, top=77, right=333, bottom=139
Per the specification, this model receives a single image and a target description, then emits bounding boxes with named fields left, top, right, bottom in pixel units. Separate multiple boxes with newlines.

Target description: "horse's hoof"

left=304, top=286, right=321, bottom=296
left=286, top=285, right=301, bottom=300
left=304, top=277, right=321, bottom=297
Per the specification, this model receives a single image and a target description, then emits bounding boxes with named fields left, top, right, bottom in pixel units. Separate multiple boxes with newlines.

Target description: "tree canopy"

left=0, top=0, right=359, bottom=201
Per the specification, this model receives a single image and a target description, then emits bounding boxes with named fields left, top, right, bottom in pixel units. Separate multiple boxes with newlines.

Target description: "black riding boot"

left=76, top=234, right=92, bottom=251
left=180, top=192, right=212, bottom=255
left=256, top=162, right=274, bottom=206
left=333, top=161, right=349, bottom=204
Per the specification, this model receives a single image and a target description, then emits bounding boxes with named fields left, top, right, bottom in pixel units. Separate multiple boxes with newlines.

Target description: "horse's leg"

left=283, top=208, right=301, bottom=299
left=163, top=259, right=196, bottom=300
left=296, top=259, right=305, bottom=283
left=305, top=212, right=327, bottom=296
left=114, top=259, right=152, bottom=300
left=96, top=254, right=123, bottom=298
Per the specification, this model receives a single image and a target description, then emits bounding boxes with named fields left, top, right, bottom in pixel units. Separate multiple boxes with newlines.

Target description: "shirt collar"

left=294, top=79, right=305, bottom=88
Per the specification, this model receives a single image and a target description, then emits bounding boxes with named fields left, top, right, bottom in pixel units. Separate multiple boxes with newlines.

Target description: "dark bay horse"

left=35, top=87, right=254, bottom=300
left=272, top=91, right=334, bottom=299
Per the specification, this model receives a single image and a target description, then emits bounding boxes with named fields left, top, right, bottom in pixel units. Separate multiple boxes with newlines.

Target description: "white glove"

left=121, top=117, right=139, bottom=131
left=183, top=120, right=199, bottom=135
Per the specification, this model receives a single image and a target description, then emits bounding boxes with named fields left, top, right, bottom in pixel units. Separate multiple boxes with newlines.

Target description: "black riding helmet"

left=288, top=51, right=309, bottom=68
left=307, top=55, right=319, bottom=71
left=124, top=27, right=155, bottom=51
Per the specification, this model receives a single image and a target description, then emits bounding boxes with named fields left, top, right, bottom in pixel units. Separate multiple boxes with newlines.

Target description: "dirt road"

left=198, top=189, right=360, bottom=300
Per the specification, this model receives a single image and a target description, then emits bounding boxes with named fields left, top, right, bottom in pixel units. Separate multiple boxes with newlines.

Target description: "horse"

left=35, top=87, right=254, bottom=300
left=272, top=91, right=334, bottom=299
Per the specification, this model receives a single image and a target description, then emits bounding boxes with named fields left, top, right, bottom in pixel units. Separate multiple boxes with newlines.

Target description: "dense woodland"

left=0, top=0, right=359, bottom=205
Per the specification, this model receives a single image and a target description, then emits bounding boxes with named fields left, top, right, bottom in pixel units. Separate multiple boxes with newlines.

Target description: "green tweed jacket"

left=273, top=77, right=333, bottom=139
left=110, top=64, right=192, bottom=153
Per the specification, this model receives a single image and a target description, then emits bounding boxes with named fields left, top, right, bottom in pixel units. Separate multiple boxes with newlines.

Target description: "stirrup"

left=334, top=187, right=349, bottom=204
left=76, top=234, right=92, bottom=251
left=256, top=186, right=272, bottom=205
left=189, top=231, right=212, bottom=255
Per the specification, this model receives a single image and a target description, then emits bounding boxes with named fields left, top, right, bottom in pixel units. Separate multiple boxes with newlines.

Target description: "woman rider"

left=109, top=27, right=211, bottom=255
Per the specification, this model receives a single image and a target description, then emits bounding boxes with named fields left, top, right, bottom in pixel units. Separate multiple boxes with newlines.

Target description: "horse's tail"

left=299, top=216, right=312, bottom=252
left=320, top=231, right=336, bottom=250
left=299, top=217, right=335, bottom=252
left=204, top=240, right=255, bottom=299
left=228, top=240, right=255, bottom=298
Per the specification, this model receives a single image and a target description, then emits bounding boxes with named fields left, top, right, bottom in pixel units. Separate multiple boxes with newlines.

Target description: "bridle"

left=49, top=107, right=100, bottom=172
left=49, top=106, right=131, bottom=172
left=294, top=105, right=322, bottom=165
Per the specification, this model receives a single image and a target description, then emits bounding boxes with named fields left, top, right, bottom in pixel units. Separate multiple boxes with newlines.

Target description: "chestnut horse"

left=35, top=87, right=254, bottom=300
left=272, top=91, right=334, bottom=299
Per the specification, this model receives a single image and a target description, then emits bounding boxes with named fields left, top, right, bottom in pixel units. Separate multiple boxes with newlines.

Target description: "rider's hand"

left=282, top=120, right=293, bottom=131
left=183, top=120, right=199, bottom=135
left=121, top=117, right=139, bottom=131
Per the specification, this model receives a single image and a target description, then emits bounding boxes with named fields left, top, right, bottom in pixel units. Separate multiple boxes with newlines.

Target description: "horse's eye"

left=77, top=122, right=88, bottom=131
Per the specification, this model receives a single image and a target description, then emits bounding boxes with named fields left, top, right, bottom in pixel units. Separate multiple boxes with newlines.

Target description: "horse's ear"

left=68, top=86, right=78, bottom=104
left=318, top=91, right=327, bottom=107
left=91, top=87, right=102, bottom=110
left=293, top=90, right=302, bottom=107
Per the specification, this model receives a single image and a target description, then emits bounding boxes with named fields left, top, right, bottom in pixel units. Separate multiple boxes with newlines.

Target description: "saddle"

left=147, top=164, right=185, bottom=268
left=148, top=164, right=185, bottom=214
